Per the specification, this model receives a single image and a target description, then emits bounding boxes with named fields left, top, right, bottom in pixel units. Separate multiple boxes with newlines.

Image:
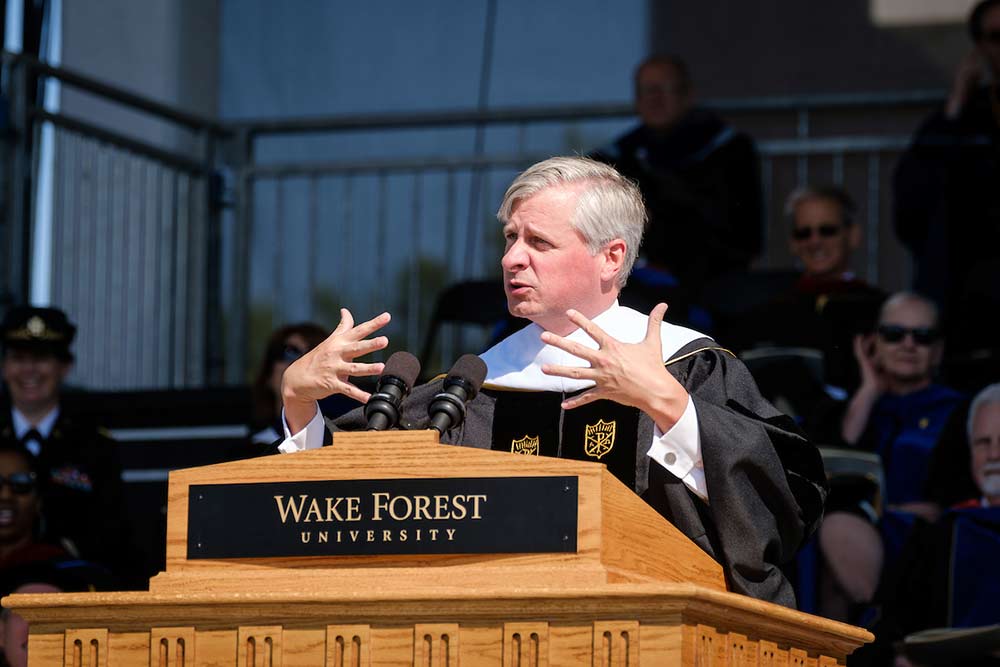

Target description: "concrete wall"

left=59, top=0, right=219, bottom=153
left=43, top=0, right=220, bottom=389
left=649, top=0, right=969, bottom=98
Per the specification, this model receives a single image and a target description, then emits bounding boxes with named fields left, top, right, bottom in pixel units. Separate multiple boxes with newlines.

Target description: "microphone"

left=364, top=351, right=421, bottom=431
left=428, top=354, right=488, bottom=435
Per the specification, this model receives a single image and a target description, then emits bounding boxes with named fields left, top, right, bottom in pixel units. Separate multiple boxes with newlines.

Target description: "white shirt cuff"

left=646, top=395, right=708, bottom=502
left=277, top=404, right=325, bottom=453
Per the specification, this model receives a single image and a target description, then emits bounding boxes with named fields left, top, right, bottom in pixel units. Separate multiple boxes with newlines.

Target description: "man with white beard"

left=961, top=383, right=1000, bottom=508
left=856, top=382, right=1000, bottom=665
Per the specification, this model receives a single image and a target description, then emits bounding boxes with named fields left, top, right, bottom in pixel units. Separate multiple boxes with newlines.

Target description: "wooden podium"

left=4, top=430, right=871, bottom=665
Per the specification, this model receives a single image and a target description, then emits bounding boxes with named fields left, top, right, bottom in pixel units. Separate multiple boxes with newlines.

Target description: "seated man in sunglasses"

left=720, top=187, right=884, bottom=424
left=842, top=292, right=964, bottom=514
left=784, top=186, right=874, bottom=291
left=787, top=187, right=885, bottom=387
left=817, top=292, right=964, bottom=621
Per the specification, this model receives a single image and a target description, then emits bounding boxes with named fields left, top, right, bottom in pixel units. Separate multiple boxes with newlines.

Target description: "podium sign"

left=186, top=475, right=579, bottom=558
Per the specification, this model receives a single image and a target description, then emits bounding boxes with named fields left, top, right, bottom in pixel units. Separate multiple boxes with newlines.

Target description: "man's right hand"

left=853, top=332, right=886, bottom=396
left=842, top=332, right=886, bottom=445
left=281, top=308, right=391, bottom=432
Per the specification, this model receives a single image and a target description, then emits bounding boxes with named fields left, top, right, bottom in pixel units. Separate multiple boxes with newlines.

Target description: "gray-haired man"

left=279, top=156, right=826, bottom=607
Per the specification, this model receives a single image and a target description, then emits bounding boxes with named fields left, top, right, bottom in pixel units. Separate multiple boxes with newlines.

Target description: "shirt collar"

left=11, top=405, right=60, bottom=439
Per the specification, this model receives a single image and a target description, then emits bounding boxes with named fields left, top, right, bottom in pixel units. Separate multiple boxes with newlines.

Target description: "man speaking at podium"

left=278, top=156, right=826, bottom=608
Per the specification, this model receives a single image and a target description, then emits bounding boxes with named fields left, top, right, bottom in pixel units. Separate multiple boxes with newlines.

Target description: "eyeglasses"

left=0, top=472, right=37, bottom=495
left=281, top=345, right=306, bottom=363
left=791, top=224, right=843, bottom=241
left=877, top=324, right=939, bottom=345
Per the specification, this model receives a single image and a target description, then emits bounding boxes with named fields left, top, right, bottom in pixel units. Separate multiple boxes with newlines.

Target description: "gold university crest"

left=584, top=419, right=616, bottom=459
left=511, top=435, right=539, bottom=456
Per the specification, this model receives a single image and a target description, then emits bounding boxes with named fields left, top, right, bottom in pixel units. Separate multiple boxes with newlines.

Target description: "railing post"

left=866, top=152, right=881, bottom=286
left=8, top=59, right=32, bottom=306
left=796, top=106, right=810, bottom=186
left=228, top=128, right=254, bottom=385
left=202, top=128, right=224, bottom=385
left=0, top=60, right=14, bottom=310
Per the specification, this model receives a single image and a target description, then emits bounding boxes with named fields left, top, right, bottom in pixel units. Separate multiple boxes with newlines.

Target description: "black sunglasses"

left=982, top=31, right=1000, bottom=44
left=877, top=324, right=939, bottom=345
left=791, top=224, right=842, bottom=241
left=0, top=472, right=37, bottom=495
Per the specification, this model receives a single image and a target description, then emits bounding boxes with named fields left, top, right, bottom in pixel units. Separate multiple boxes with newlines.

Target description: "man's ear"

left=601, top=239, right=627, bottom=283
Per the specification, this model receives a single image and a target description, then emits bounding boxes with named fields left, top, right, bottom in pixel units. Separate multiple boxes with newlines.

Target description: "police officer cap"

left=1, top=306, right=76, bottom=361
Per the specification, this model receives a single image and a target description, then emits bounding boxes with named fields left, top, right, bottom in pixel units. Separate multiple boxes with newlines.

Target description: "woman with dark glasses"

left=0, top=442, right=65, bottom=570
left=840, top=292, right=962, bottom=491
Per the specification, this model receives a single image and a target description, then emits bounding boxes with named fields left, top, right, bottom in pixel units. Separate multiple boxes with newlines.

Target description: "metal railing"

left=1, top=52, right=229, bottom=389
left=1, top=51, right=944, bottom=387
left=233, top=91, right=941, bottom=377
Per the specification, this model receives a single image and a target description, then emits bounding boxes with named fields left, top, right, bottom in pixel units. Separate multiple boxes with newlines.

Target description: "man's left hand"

left=539, top=303, right=689, bottom=431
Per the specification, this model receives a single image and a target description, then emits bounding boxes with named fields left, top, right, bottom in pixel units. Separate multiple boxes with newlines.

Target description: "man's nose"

left=502, top=241, right=526, bottom=270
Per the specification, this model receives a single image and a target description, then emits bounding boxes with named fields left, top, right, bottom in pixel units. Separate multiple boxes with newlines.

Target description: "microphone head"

left=446, top=354, right=488, bottom=399
left=382, top=351, right=421, bottom=392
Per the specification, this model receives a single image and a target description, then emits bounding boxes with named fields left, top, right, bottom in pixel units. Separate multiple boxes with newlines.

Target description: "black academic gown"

left=328, top=337, right=827, bottom=607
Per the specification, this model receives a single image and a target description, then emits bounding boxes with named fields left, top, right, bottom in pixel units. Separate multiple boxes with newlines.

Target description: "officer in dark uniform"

left=0, top=306, right=128, bottom=583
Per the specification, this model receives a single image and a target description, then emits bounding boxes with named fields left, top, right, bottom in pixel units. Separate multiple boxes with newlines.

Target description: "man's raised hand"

left=539, top=303, right=689, bottom=431
left=281, top=308, right=391, bottom=432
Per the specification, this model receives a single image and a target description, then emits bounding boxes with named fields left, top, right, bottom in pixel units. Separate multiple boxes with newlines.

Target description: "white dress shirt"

left=11, top=405, right=60, bottom=456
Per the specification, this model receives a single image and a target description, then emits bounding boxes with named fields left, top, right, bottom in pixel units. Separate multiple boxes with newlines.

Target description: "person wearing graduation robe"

left=278, top=156, right=827, bottom=608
